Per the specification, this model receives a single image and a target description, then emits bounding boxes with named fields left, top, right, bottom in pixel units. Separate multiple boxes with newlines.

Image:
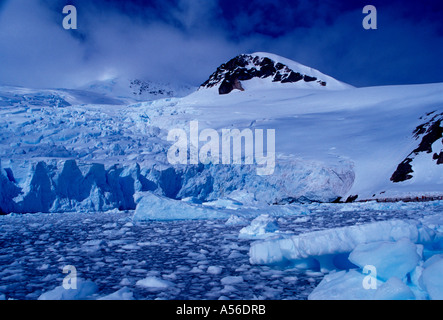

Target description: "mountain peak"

left=200, top=52, right=352, bottom=95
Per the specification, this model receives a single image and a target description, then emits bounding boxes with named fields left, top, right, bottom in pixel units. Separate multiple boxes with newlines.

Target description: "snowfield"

left=0, top=52, right=442, bottom=300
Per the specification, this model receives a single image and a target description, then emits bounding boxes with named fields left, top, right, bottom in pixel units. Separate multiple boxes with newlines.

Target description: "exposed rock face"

left=391, top=158, right=414, bottom=183
left=433, top=152, right=443, bottom=164
left=391, top=111, right=443, bottom=183
left=130, top=79, right=174, bottom=97
left=200, top=54, right=328, bottom=95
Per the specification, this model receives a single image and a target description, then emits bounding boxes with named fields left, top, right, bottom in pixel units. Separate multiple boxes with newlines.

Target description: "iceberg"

left=225, top=215, right=249, bottom=226
left=238, top=214, right=279, bottom=239
left=133, top=192, right=230, bottom=221
left=249, top=220, right=421, bottom=267
left=248, top=215, right=443, bottom=299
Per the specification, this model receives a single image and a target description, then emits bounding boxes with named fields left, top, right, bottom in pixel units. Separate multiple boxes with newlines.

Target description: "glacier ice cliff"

left=0, top=158, right=354, bottom=214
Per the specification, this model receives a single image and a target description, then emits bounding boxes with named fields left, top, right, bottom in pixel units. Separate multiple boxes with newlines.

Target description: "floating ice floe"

left=133, top=192, right=230, bottom=221
left=225, top=215, right=249, bottom=226
left=249, top=219, right=424, bottom=268
left=239, top=214, right=280, bottom=239
left=98, top=287, right=134, bottom=300
left=135, top=276, right=174, bottom=290
left=207, top=266, right=223, bottom=275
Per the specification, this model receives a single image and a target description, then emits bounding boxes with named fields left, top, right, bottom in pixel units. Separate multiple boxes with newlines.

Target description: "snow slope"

left=168, top=81, right=443, bottom=202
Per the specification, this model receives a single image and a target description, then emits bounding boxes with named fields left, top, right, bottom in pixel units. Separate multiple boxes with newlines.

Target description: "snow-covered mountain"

left=0, top=85, right=130, bottom=107
left=0, top=77, right=196, bottom=107
left=0, top=52, right=442, bottom=215
left=200, top=52, right=352, bottom=94
left=80, top=78, right=196, bottom=103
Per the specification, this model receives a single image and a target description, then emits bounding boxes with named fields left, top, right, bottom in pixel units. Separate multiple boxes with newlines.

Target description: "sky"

left=0, top=0, right=442, bottom=89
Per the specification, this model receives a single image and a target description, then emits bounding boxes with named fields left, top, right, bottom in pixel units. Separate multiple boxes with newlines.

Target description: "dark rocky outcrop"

left=391, top=112, right=443, bottom=182
left=200, top=54, right=327, bottom=95
left=345, top=195, right=359, bottom=203
left=391, top=158, right=414, bottom=183
left=434, top=152, right=443, bottom=165
left=130, top=79, right=174, bottom=97
left=413, top=119, right=442, bottom=154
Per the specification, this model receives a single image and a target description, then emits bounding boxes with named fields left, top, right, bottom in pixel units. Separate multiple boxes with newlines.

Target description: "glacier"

left=1, top=78, right=442, bottom=215
left=0, top=157, right=354, bottom=215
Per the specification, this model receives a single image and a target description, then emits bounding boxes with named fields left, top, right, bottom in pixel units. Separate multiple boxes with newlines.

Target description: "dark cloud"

left=0, top=0, right=442, bottom=88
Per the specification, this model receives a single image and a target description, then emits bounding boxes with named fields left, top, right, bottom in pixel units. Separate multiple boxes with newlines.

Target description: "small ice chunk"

left=136, top=276, right=174, bottom=290
left=221, top=276, right=244, bottom=285
left=103, top=223, right=117, bottom=229
left=83, top=240, right=107, bottom=247
left=207, top=266, right=223, bottom=275
left=99, top=287, right=134, bottom=300
left=239, top=214, right=279, bottom=239
left=225, top=215, right=248, bottom=226
left=119, top=278, right=131, bottom=286
left=189, top=267, right=203, bottom=274
left=121, top=243, right=139, bottom=250
left=228, top=251, right=243, bottom=259
left=221, top=285, right=237, bottom=293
